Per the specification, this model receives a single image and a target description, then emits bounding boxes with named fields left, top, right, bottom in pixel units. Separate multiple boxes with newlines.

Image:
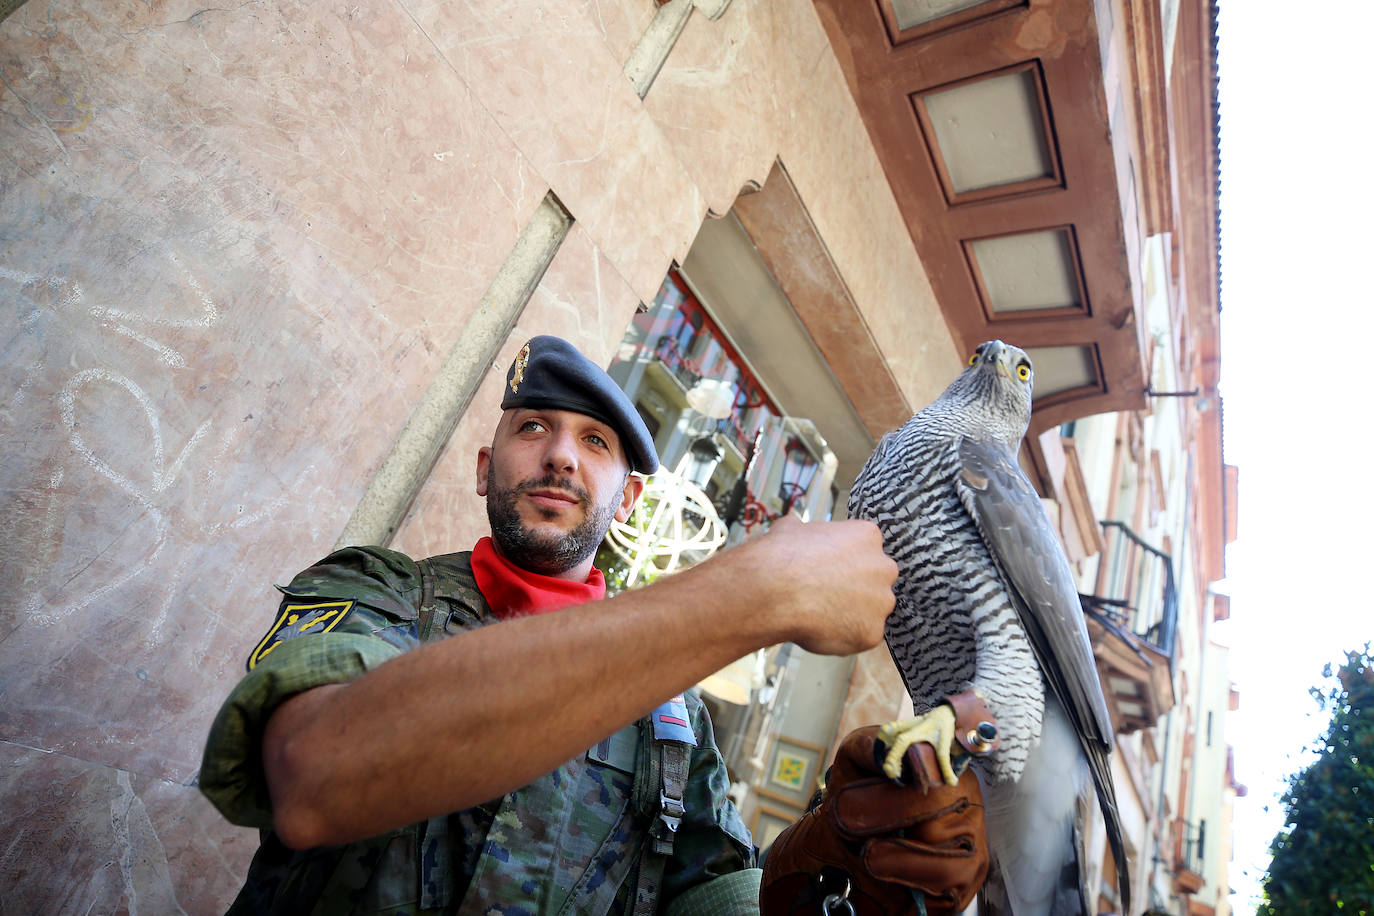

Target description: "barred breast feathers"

left=851, top=415, right=1044, bottom=784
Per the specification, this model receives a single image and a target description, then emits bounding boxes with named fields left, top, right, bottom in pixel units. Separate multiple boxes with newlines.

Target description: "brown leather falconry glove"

left=760, top=694, right=996, bottom=916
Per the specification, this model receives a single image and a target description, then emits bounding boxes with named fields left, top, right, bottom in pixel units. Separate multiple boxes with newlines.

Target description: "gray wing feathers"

left=956, top=437, right=1131, bottom=914
left=955, top=438, right=1113, bottom=746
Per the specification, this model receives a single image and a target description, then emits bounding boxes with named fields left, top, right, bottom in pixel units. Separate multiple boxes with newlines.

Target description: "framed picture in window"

left=760, top=735, right=826, bottom=808
left=751, top=803, right=798, bottom=851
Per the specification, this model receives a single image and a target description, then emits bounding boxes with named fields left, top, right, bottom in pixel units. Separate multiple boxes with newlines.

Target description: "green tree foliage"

left=1258, top=647, right=1374, bottom=916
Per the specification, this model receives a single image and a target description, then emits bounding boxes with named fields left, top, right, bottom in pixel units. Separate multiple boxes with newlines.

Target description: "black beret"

left=500, top=335, right=659, bottom=474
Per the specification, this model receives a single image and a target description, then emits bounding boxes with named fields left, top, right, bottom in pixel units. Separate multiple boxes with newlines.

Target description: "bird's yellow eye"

left=968, top=353, right=978, bottom=367
left=1017, top=364, right=1030, bottom=381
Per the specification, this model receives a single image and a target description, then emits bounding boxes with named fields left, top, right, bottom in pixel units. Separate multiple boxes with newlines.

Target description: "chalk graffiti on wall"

left=1, top=253, right=219, bottom=370
left=3, top=256, right=217, bottom=630
left=5, top=243, right=339, bottom=644
left=4, top=254, right=302, bottom=634
left=41, top=368, right=211, bottom=628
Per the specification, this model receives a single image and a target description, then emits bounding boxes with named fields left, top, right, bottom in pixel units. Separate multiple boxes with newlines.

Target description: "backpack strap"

left=413, top=556, right=453, bottom=908
left=631, top=696, right=697, bottom=915
left=416, top=557, right=441, bottom=641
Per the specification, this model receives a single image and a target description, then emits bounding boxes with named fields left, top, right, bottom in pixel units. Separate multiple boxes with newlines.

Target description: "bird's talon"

left=876, top=706, right=958, bottom=785
left=876, top=723, right=906, bottom=780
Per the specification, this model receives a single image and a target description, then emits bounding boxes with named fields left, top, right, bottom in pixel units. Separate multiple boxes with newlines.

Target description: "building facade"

left=0, top=0, right=1235, bottom=912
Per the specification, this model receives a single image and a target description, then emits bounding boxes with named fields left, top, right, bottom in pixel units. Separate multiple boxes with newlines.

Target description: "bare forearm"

left=265, top=517, right=896, bottom=848
left=267, top=548, right=779, bottom=846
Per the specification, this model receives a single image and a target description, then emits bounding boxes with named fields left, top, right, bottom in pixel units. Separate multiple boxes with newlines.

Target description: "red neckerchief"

left=469, top=536, right=606, bottom=620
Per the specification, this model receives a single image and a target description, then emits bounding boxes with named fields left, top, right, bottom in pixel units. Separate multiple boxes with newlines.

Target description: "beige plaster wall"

left=1, top=0, right=953, bottom=909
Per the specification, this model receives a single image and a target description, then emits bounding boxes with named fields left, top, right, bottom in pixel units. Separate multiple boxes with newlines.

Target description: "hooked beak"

left=979, top=340, right=1009, bottom=378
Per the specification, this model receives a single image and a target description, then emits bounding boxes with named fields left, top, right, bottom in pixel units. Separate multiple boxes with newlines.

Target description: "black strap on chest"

left=413, top=557, right=454, bottom=909
left=416, top=557, right=440, bottom=641
left=630, top=717, right=691, bottom=916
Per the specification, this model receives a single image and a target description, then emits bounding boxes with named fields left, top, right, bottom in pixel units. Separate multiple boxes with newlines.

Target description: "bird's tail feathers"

left=979, top=699, right=1090, bottom=916
left=1086, top=740, right=1133, bottom=913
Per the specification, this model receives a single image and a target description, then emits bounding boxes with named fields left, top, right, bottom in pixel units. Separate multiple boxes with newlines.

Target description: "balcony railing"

left=1172, top=819, right=1206, bottom=895
left=1180, top=819, right=1205, bottom=875
left=1082, top=521, right=1179, bottom=660
left=1080, top=521, right=1179, bottom=732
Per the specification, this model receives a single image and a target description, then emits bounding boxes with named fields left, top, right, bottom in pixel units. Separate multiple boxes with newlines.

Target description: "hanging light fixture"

left=681, top=436, right=723, bottom=490
left=778, top=436, right=819, bottom=515
left=685, top=377, right=736, bottom=419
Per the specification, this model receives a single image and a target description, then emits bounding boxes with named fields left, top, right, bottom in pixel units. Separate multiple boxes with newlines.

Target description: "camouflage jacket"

left=199, top=546, right=761, bottom=915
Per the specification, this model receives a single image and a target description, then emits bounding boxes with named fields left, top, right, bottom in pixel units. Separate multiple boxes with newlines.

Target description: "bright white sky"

left=1214, top=3, right=1374, bottom=912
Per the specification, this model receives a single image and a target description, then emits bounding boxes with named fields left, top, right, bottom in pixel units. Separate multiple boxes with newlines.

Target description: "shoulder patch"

left=247, top=599, right=356, bottom=670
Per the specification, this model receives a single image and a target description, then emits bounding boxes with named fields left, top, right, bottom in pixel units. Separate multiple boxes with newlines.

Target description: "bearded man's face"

left=485, top=472, right=621, bottom=576
left=477, top=409, right=637, bottom=577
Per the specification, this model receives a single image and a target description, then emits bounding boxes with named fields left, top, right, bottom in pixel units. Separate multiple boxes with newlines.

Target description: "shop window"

left=603, top=268, right=841, bottom=824
left=608, top=270, right=835, bottom=537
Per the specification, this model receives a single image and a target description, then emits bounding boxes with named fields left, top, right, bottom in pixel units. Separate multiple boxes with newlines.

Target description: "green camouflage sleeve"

left=661, top=693, right=761, bottom=913
left=198, top=546, right=426, bottom=829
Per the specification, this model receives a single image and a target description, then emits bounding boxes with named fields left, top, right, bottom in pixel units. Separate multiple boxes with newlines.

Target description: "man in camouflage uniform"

left=200, top=336, right=985, bottom=914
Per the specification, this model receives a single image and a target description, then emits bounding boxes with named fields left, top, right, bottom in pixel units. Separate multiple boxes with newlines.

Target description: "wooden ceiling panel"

left=814, top=0, right=1151, bottom=438
left=965, top=225, right=1090, bottom=322
left=913, top=60, right=1064, bottom=206
left=879, top=0, right=1028, bottom=46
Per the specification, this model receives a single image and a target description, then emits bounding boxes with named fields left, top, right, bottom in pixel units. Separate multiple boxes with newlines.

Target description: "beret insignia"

left=247, top=599, right=355, bottom=670
left=509, top=341, right=531, bottom=394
